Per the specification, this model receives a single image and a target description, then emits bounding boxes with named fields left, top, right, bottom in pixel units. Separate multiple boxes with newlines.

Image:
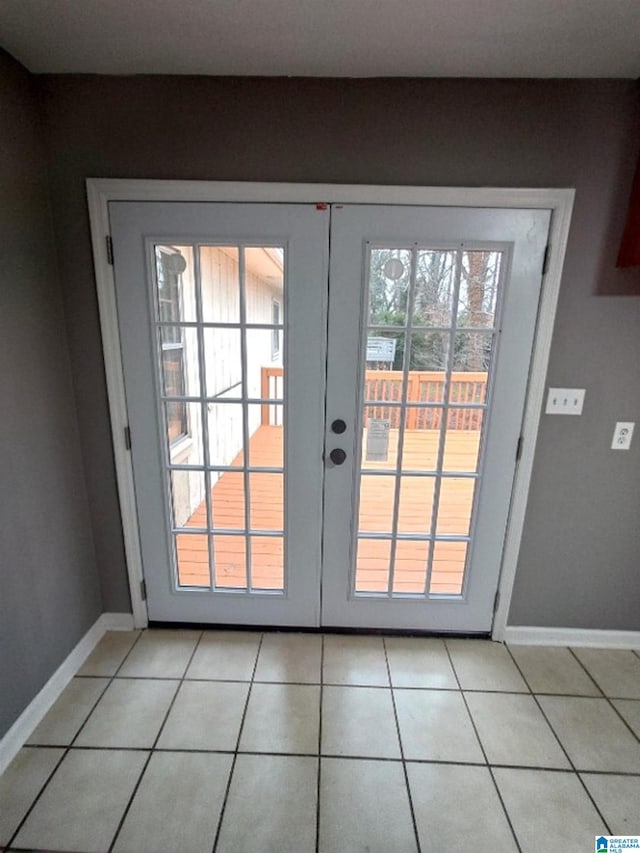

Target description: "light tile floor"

left=1, top=630, right=640, bottom=853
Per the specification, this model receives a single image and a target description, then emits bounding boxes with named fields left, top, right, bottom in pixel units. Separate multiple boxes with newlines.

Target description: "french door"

left=109, top=200, right=550, bottom=631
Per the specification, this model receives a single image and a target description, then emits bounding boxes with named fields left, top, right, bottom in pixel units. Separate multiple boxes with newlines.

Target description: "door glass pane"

left=354, top=245, right=502, bottom=599
left=200, top=246, right=240, bottom=323
left=361, top=408, right=397, bottom=471
left=457, top=250, right=501, bottom=328
left=247, top=403, right=283, bottom=467
left=175, top=532, right=210, bottom=588
left=393, top=539, right=430, bottom=593
left=357, top=475, right=395, bottom=533
left=155, top=246, right=196, bottom=323
left=355, top=539, right=391, bottom=592
left=443, top=411, right=483, bottom=472
left=153, top=238, right=287, bottom=595
left=397, top=477, right=435, bottom=534
left=211, top=470, right=246, bottom=530
left=206, top=403, right=244, bottom=467
left=163, top=402, right=204, bottom=465
left=436, top=478, right=476, bottom=536
left=244, top=247, right=285, bottom=324
left=212, top=534, right=247, bottom=588
left=430, top=541, right=468, bottom=595
left=413, top=250, right=457, bottom=327
left=400, top=409, right=441, bottom=471
left=250, top=472, right=284, bottom=531
left=250, top=536, right=283, bottom=590
left=170, top=470, right=206, bottom=529
left=160, top=326, right=200, bottom=398
left=203, top=328, right=242, bottom=398
left=367, top=249, right=412, bottom=326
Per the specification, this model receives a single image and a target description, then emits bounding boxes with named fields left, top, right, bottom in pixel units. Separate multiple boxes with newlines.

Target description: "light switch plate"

left=611, top=422, right=635, bottom=450
left=545, top=388, right=585, bottom=416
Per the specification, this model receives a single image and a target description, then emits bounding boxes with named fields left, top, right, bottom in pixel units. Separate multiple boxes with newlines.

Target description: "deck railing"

left=261, top=367, right=487, bottom=429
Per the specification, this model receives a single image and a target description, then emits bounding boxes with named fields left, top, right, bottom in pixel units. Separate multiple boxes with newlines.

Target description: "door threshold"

left=148, top=620, right=490, bottom=639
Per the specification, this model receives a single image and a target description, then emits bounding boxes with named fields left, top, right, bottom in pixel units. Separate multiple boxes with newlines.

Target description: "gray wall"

left=0, top=51, right=102, bottom=738
left=38, top=76, right=640, bottom=629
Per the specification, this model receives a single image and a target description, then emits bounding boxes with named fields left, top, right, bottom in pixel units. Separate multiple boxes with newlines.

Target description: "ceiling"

left=1, top=0, right=639, bottom=78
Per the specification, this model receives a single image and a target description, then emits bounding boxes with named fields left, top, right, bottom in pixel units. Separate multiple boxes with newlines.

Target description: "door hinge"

left=493, top=589, right=501, bottom=614
left=515, top=435, right=524, bottom=462
left=106, top=235, right=114, bottom=265
left=124, top=425, right=132, bottom=450
left=140, top=578, right=147, bottom=601
left=542, top=244, right=550, bottom=275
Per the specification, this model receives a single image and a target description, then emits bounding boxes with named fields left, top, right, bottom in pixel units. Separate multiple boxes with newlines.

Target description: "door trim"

left=86, top=179, right=574, bottom=635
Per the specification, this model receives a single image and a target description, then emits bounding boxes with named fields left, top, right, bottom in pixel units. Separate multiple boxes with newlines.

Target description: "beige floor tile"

left=217, top=754, right=317, bottom=853
left=611, top=698, right=640, bottom=737
left=113, top=751, right=232, bottom=853
left=493, top=768, right=606, bottom=853
left=157, top=680, right=249, bottom=751
left=240, top=683, right=320, bottom=754
left=254, top=633, right=322, bottom=683
left=581, top=773, right=640, bottom=834
left=13, top=748, right=147, bottom=853
left=538, top=696, right=640, bottom=772
left=75, top=678, right=178, bottom=748
left=394, top=688, right=484, bottom=762
left=385, top=637, right=458, bottom=689
left=323, top=634, right=389, bottom=686
left=407, top=763, right=517, bottom=851
left=321, top=686, right=400, bottom=758
left=508, top=645, right=601, bottom=695
left=118, top=629, right=201, bottom=678
left=465, top=692, right=570, bottom=768
left=0, top=747, right=64, bottom=845
left=77, top=631, right=141, bottom=676
left=319, top=757, right=418, bottom=853
left=446, top=639, right=528, bottom=692
left=573, top=648, right=640, bottom=699
left=27, top=677, right=109, bottom=745
left=186, top=631, right=261, bottom=680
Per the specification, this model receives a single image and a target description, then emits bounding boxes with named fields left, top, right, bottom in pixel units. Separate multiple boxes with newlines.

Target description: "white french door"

left=109, top=199, right=550, bottom=631
left=322, top=205, right=550, bottom=631
left=110, top=202, right=329, bottom=625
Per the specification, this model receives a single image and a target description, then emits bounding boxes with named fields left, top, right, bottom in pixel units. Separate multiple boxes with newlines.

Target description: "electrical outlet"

left=611, top=422, right=635, bottom=450
left=545, top=388, right=585, bottom=416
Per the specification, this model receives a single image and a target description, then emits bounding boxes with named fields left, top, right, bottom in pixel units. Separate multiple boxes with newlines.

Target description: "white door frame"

left=86, top=179, right=574, bottom=637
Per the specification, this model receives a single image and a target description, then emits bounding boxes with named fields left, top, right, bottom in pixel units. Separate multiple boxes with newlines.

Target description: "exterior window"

left=157, top=249, right=188, bottom=443
left=271, top=299, right=281, bottom=359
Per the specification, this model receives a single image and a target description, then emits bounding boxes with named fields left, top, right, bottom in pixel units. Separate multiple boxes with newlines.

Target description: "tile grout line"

left=504, top=644, right=613, bottom=834
left=4, top=629, right=146, bottom=852
left=566, top=647, right=640, bottom=747
left=382, top=637, right=422, bottom=853
left=210, top=632, right=265, bottom=853
left=107, top=629, right=206, bottom=853
left=443, top=638, right=523, bottom=853
left=315, top=635, right=324, bottom=853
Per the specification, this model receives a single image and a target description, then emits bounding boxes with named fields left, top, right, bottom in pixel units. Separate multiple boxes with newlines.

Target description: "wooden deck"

left=177, top=425, right=480, bottom=595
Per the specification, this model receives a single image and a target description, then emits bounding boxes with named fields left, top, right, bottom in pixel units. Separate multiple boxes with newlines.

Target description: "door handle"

left=331, top=419, right=347, bottom=434
left=329, top=448, right=347, bottom=465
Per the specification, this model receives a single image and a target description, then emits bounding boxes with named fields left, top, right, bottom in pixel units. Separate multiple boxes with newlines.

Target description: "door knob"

left=331, top=419, right=347, bottom=434
left=329, top=448, right=347, bottom=465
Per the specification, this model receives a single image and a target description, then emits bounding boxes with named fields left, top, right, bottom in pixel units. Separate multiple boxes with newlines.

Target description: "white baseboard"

left=504, top=625, right=640, bottom=649
left=0, top=611, right=134, bottom=775
left=102, top=612, right=135, bottom=631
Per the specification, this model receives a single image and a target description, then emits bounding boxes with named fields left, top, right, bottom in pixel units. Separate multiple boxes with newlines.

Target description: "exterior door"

left=110, top=200, right=549, bottom=631
left=322, top=205, right=550, bottom=631
left=110, top=202, right=329, bottom=624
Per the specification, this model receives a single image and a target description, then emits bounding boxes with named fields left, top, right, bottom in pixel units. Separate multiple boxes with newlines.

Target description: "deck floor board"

left=177, top=426, right=480, bottom=595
